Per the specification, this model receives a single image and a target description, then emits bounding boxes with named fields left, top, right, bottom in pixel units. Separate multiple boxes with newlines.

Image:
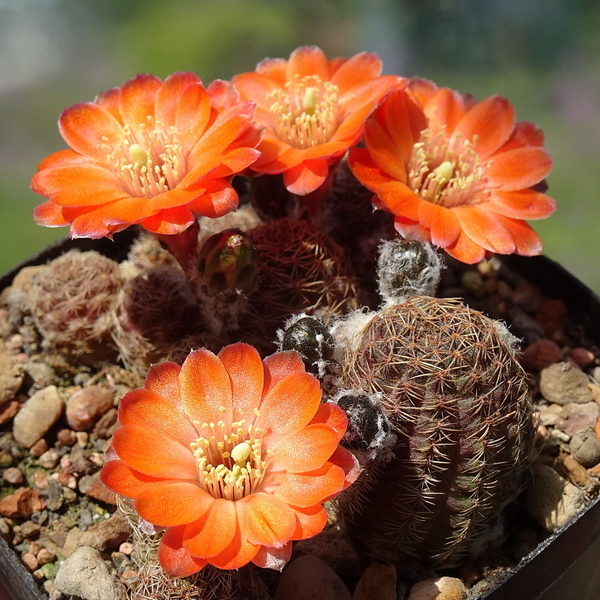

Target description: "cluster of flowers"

left=30, top=46, right=556, bottom=577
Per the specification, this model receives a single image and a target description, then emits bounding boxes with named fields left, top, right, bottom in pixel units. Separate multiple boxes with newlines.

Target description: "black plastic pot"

left=1, top=235, right=599, bottom=600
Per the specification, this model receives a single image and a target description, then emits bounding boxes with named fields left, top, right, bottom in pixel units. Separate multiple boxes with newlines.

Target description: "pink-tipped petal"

left=158, top=526, right=207, bottom=577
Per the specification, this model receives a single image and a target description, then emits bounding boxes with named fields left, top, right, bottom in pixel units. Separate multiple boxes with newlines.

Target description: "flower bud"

left=197, top=229, right=258, bottom=296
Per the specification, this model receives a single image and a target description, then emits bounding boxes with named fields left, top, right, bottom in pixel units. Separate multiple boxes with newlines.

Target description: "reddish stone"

left=0, top=400, right=19, bottom=424
left=84, top=473, right=117, bottom=505
left=57, top=429, right=77, bottom=446
left=535, top=299, right=568, bottom=336
left=0, top=488, right=45, bottom=519
left=571, top=347, right=595, bottom=369
left=66, top=386, right=114, bottom=431
left=520, top=339, right=562, bottom=371
left=29, top=439, right=48, bottom=458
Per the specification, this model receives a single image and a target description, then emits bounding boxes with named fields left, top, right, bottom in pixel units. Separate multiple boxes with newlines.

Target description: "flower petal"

left=236, top=492, right=296, bottom=547
left=266, top=462, right=345, bottom=507
left=184, top=498, right=237, bottom=558
left=452, top=95, right=516, bottom=159
left=118, top=74, right=162, bottom=128
left=111, top=425, right=197, bottom=479
left=286, top=46, right=329, bottom=81
left=135, top=482, right=213, bottom=526
left=262, top=351, right=306, bottom=397
left=187, top=181, right=239, bottom=218
left=273, top=424, right=342, bottom=472
left=158, top=526, right=207, bottom=577
left=418, top=201, right=461, bottom=248
left=218, top=343, right=264, bottom=425
left=488, top=189, right=557, bottom=220
left=453, top=206, right=516, bottom=255
left=100, top=459, right=172, bottom=498
left=118, top=388, right=197, bottom=446
left=143, top=361, right=183, bottom=409
left=375, top=181, right=421, bottom=221
left=32, top=201, right=69, bottom=227
left=155, top=72, right=211, bottom=145
left=290, top=504, right=328, bottom=540
left=496, top=215, right=544, bottom=256
left=233, top=71, right=282, bottom=110
left=283, top=159, right=329, bottom=196
left=444, top=229, right=487, bottom=264
left=179, top=348, right=233, bottom=427
left=256, top=372, right=321, bottom=442
left=251, top=541, right=292, bottom=571
left=330, top=51, right=383, bottom=91
left=207, top=522, right=260, bottom=569
left=487, top=147, right=553, bottom=191
left=362, top=118, right=407, bottom=182
left=348, top=148, right=395, bottom=192
left=140, top=205, right=196, bottom=235
left=308, top=402, right=348, bottom=442
left=422, top=86, right=467, bottom=138
left=59, top=102, right=124, bottom=161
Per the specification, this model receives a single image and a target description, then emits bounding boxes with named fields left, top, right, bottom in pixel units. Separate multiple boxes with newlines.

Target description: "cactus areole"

left=340, top=296, right=536, bottom=567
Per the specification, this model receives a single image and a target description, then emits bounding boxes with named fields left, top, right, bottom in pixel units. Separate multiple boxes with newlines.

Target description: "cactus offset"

left=339, top=296, right=535, bottom=567
left=31, top=250, right=122, bottom=359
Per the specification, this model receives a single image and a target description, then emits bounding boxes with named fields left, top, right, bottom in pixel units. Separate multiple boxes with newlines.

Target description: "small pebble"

left=535, top=299, right=567, bottom=336
left=38, top=448, right=60, bottom=469
left=12, top=385, right=64, bottom=448
left=539, top=362, right=594, bottom=405
left=0, top=449, right=14, bottom=468
left=538, top=403, right=562, bottom=427
left=551, top=428, right=571, bottom=443
left=118, top=542, right=134, bottom=555
left=53, top=546, right=127, bottom=600
left=570, top=429, right=600, bottom=468
left=407, top=576, right=467, bottom=600
left=274, top=555, right=352, bottom=600
left=553, top=454, right=590, bottom=487
left=521, top=339, right=562, bottom=370
left=66, top=386, right=114, bottom=431
left=3, top=466, right=24, bottom=484
left=0, top=400, right=20, bottom=425
left=37, top=547, right=56, bottom=565
left=526, top=464, right=586, bottom=532
left=0, top=487, right=45, bottom=519
left=76, top=431, right=89, bottom=448
left=571, top=347, right=595, bottom=369
left=57, top=429, right=77, bottom=446
left=555, top=402, right=600, bottom=437
left=353, top=563, right=396, bottom=600
left=21, top=552, right=38, bottom=572
left=30, top=438, right=49, bottom=458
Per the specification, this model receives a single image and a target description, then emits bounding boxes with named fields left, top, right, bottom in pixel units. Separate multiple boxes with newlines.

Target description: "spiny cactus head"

left=339, top=296, right=534, bottom=567
left=197, top=228, right=259, bottom=297
left=31, top=249, right=122, bottom=358
left=278, top=314, right=335, bottom=377
left=377, top=237, right=443, bottom=303
left=240, top=218, right=360, bottom=352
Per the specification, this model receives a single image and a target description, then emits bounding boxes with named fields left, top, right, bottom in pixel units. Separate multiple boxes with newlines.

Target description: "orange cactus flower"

left=349, top=79, right=556, bottom=264
left=31, top=74, right=263, bottom=239
left=232, top=46, right=402, bottom=196
left=101, top=342, right=359, bottom=577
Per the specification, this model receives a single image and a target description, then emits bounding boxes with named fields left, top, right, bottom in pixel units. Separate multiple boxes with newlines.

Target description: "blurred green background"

left=2, top=0, right=600, bottom=293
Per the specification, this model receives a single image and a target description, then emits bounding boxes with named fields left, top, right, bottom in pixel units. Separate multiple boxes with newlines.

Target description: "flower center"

left=190, top=409, right=271, bottom=501
left=407, top=128, right=488, bottom=208
left=104, top=117, right=187, bottom=198
left=267, top=75, right=340, bottom=149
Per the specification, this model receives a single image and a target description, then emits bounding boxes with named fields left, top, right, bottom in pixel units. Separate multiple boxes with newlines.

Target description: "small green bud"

left=197, top=229, right=258, bottom=296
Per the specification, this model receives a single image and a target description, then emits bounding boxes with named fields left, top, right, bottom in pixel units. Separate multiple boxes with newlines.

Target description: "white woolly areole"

left=377, top=238, right=443, bottom=304
left=329, top=308, right=377, bottom=365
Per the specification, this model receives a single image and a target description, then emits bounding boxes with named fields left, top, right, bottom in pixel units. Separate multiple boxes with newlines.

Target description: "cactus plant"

left=339, top=295, right=535, bottom=567
left=30, top=249, right=122, bottom=360
left=240, top=217, right=360, bottom=352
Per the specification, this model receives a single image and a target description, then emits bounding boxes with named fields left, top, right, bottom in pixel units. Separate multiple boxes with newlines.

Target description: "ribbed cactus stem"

left=339, top=296, right=535, bottom=566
